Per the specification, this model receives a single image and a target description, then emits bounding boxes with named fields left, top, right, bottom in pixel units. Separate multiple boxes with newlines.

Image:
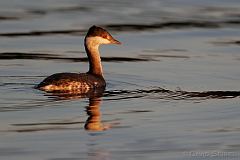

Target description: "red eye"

left=103, top=34, right=108, bottom=39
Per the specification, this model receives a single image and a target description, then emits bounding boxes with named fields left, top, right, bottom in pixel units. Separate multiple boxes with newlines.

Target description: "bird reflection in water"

left=84, top=98, right=110, bottom=131
left=47, top=88, right=112, bottom=131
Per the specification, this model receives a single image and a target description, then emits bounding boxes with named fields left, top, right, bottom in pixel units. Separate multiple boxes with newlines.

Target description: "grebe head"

left=85, top=25, right=121, bottom=45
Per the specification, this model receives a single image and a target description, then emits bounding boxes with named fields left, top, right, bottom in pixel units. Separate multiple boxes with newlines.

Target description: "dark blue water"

left=0, top=0, right=240, bottom=160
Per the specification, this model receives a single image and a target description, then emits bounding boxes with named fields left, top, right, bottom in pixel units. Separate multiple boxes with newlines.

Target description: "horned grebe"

left=35, top=25, right=121, bottom=92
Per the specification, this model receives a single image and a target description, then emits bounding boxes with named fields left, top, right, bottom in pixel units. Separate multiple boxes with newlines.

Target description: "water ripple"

left=104, top=87, right=240, bottom=101
left=0, top=52, right=153, bottom=62
left=0, top=20, right=240, bottom=37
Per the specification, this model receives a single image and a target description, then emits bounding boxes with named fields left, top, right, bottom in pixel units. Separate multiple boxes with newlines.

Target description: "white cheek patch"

left=86, top=36, right=110, bottom=45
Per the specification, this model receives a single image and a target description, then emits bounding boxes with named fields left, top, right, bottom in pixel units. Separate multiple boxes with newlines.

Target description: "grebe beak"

left=110, top=38, right=121, bottom=45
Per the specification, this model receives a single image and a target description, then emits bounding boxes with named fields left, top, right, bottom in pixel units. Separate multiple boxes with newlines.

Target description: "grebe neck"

left=84, top=37, right=103, bottom=76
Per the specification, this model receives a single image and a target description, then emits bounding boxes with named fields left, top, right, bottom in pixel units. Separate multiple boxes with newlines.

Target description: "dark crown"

left=86, top=25, right=110, bottom=39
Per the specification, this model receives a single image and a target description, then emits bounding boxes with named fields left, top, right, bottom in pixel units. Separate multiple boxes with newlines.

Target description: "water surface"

left=0, top=0, right=240, bottom=160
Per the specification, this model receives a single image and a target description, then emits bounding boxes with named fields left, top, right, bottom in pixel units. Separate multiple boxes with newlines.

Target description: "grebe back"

left=35, top=25, right=121, bottom=92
